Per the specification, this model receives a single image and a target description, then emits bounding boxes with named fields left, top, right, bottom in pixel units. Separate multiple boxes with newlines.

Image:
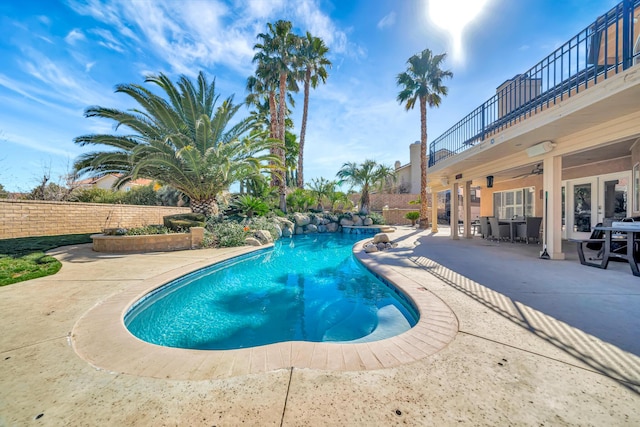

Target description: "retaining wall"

left=0, top=199, right=191, bottom=239
left=92, top=227, right=204, bottom=253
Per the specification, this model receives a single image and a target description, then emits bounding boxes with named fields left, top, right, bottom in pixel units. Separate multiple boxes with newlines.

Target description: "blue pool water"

left=125, top=233, right=418, bottom=350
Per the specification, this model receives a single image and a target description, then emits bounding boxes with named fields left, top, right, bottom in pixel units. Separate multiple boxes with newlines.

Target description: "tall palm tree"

left=296, top=32, right=331, bottom=188
left=253, top=20, right=300, bottom=212
left=397, top=49, right=453, bottom=229
left=336, top=160, right=396, bottom=215
left=74, top=71, right=276, bottom=216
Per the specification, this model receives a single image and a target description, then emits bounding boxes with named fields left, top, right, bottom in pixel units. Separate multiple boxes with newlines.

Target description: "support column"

left=451, top=183, right=460, bottom=240
left=431, top=191, right=439, bottom=233
left=463, top=181, right=472, bottom=238
left=543, top=155, right=565, bottom=259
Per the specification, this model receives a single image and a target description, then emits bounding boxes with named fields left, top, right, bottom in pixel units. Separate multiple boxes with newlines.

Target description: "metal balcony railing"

left=429, top=0, right=640, bottom=167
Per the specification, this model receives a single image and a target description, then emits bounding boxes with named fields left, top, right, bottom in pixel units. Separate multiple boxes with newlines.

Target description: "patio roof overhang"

left=427, top=66, right=640, bottom=192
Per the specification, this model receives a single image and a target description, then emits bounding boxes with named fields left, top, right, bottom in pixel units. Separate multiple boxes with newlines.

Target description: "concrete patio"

left=1, top=226, right=639, bottom=425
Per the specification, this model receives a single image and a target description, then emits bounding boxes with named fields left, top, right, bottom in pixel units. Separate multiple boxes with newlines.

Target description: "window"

left=493, top=187, right=535, bottom=218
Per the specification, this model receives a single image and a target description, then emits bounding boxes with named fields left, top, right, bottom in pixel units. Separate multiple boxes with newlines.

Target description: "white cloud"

left=65, top=28, right=86, bottom=45
left=67, top=0, right=353, bottom=75
left=2, top=132, right=76, bottom=158
left=377, top=12, right=396, bottom=29
left=90, top=28, right=125, bottom=53
left=85, top=61, right=96, bottom=72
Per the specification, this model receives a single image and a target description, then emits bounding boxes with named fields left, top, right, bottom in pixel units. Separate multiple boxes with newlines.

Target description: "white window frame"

left=493, top=187, right=535, bottom=219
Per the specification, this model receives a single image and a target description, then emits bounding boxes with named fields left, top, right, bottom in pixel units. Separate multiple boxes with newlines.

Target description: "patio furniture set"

left=473, top=216, right=543, bottom=244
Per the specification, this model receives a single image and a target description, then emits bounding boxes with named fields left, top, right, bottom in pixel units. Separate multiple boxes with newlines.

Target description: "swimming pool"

left=125, top=233, right=418, bottom=350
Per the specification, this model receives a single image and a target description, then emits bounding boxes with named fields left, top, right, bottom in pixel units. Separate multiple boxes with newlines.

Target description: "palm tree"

left=253, top=20, right=300, bottom=212
left=296, top=32, right=331, bottom=188
left=306, top=177, right=336, bottom=211
left=74, top=71, right=276, bottom=216
left=397, top=49, right=453, bottom=228
left=336, top=160, right=396, bottom=215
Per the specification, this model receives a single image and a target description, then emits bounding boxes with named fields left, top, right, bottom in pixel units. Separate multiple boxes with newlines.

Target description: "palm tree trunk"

left=298, top=70, right=311, bottom=188
left=190, top=197, right=219, bottom=217
left=360, top=185, right=370, bottom=215
left=419, top=96, right=429, bottom=229
left=278, top=72, right=288, bottom=213
left=269, top=91, right=279, bottom=188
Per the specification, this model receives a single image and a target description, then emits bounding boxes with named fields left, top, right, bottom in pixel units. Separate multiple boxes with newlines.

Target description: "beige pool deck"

left=1, top=226, right=639, bottom=425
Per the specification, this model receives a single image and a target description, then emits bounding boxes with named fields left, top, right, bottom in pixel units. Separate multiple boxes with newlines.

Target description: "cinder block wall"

left=0, top=199, right=191, bottom=239
left=383, top=208, right=430, bottom=225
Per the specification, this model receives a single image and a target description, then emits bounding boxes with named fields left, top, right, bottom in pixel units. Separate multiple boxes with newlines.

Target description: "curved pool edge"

left=71, top=238, right=458, bottom=380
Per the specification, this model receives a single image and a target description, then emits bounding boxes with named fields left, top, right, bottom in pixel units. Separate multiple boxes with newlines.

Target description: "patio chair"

left=515, top=216, right=542, bottom=244
left=479, top=216, right=492, bottom=239
left=489, top=217, right=510, bottom=241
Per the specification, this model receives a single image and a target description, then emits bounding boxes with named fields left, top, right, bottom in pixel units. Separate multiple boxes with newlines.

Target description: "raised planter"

left=92, top=227, right=204, bottom=253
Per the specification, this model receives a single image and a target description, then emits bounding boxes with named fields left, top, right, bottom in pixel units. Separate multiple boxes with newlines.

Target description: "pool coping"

left=71, top=238, right=458, bottom=380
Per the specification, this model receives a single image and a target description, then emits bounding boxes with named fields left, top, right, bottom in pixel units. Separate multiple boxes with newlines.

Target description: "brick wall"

left=349, top=193, right=426, bottom=211
left=383, top=208, right=431, bottom=225
left=0, top=199, right=191, bottom=239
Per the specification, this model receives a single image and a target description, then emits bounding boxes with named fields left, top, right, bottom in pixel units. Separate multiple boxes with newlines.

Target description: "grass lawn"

left=0, top=234, right=93, bottom=286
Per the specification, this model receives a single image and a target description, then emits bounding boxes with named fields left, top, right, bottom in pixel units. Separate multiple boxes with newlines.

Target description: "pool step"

left=378, top=226, right=396, bottom=233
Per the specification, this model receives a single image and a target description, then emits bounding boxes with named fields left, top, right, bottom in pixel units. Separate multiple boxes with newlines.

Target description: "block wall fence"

left=0, top=199, right=191, bottom=239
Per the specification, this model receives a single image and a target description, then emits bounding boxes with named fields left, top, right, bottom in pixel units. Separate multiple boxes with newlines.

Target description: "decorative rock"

left=377, top=242, right=386, bottom=250
left=317, top=224, right=327, bottom=233
left=364, top=245, right=379, bottom=253
left=295, top=226, right=304, bottom=235
left=305, top=224, right=318, bottom=233
left=278, top=218, right=294, bottom=230
left=373, top=233, right=390, bottom=244
left=254, top=230, right=273, bottom=244
left=272, top=223, right=282, bottom=238
left=340, top=218, right=354, bottom=226
left=363, top=217, right=373, bottom=226
left=245, top=237, right=262, bottom=246
left=326, top=222, right=339, bottom=233
left=353, top=216, right=364, bottom=226
left=282, top=227, right=292, bottom=238
left=293, top=213, right=311, bottom=227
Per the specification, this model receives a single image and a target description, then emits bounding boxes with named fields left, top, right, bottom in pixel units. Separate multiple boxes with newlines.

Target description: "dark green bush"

left=163, top=213, right=206, bottom=231
left=368, top=212, right=386, bottom=225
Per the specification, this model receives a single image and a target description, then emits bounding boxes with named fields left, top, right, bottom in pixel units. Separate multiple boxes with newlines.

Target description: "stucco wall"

left=0, top=199, right=191, bottom=239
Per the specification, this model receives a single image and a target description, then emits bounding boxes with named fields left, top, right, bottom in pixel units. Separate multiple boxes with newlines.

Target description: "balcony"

left=428, top=0, right=640, bottom=169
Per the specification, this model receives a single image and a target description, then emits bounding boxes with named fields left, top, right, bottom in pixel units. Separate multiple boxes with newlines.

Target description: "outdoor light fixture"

left=526, top=140, right=556, bottom=157
left=486, top=175, right=494, bottom=188
left=440, top=177, right=449, bottom=186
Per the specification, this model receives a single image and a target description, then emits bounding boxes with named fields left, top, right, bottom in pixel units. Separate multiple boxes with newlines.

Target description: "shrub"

left=244, top=216, right=279, bottom=240
left=206, top=219, right=249, bottom=247
left=125, top=225, right=173, bottom=235
left=163, top=213, right=206, bottom=231
left=120, top=184, right=159, bottom=206
left=405, top=211, right=420, bottom=226
left=232, top=195, right=270, bottom=218
left=368, top=212, right=385, bottom=225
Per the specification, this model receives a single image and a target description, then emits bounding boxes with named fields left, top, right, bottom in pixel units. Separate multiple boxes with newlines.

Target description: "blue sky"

left=0, top=0, right=617, bottom=192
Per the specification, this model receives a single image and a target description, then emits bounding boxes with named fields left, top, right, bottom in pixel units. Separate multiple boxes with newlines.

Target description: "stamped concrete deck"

left=1, top=227, right=639, bottom=425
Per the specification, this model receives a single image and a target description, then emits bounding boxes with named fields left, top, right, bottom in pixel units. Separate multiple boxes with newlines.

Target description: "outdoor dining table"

left=581, top=225, right=640, bottom=277
left=498, top=218, right=526, bottom=243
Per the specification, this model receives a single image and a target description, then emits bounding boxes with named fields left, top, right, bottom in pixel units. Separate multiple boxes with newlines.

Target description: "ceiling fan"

left=512, top=163, right=543, bottom=179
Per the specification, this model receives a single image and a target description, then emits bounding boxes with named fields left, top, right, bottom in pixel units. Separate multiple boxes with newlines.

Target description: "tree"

left=336, top=160, right=395, bottom=215
left=397, top=49, right=452, bottom=228
left=253, top=20, right=301, bottom=213
left=74, top=71, right=276, bottom=216
left=296, top=32, right=331, bottom=188
left=0, top=183, right=7, bottom=199
left=306, top=177, right=336, bottom=211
